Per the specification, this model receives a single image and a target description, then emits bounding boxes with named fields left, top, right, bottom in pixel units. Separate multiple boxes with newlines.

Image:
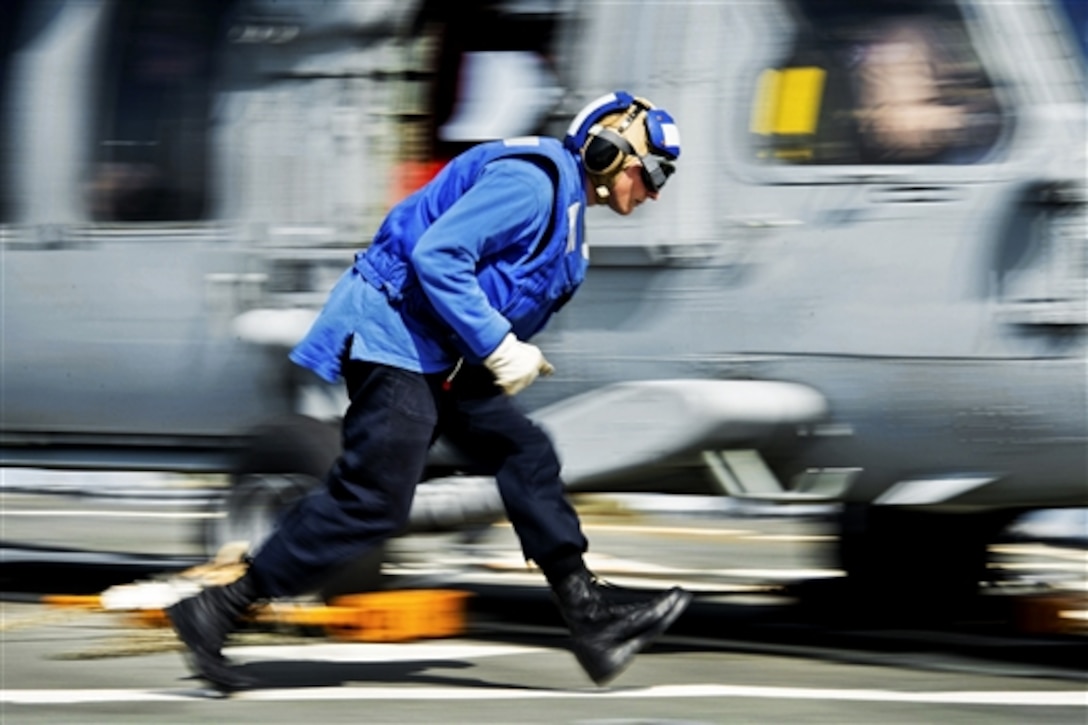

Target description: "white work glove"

left=483, top=333, right=555, bottom=396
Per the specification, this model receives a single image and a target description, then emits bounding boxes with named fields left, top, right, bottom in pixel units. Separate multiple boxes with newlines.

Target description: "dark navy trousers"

left=249, top=360, right=587, bottom=597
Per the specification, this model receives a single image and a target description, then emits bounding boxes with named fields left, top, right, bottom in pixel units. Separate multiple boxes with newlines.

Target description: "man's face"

left=607, top=162, right=659, bottom=215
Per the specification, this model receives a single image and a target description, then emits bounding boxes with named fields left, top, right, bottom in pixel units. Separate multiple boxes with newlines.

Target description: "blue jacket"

left=290, top=137, right=589, bottom=382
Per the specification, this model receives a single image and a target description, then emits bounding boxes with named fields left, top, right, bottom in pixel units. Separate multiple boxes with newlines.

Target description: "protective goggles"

left=639, top=154, right=675, bottom=193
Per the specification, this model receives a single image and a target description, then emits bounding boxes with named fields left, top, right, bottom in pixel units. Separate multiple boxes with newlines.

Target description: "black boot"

left=166, top=573, right=262, bottom=691
left=552, top=569, right=692, bottom=685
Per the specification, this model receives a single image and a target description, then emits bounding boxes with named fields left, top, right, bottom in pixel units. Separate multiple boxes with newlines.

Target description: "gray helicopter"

left=1, top=0, right=1085, bottom=613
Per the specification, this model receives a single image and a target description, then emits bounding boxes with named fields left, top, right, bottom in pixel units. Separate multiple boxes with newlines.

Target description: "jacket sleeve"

left=409, top=160, right=554, bottom=360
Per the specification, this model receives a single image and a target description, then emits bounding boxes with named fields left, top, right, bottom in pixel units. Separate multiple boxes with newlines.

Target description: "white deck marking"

left=2, top=683, right=1084, bottom=707
left=227, top=641, right=545, bottom=663
left=3, top=640, right=1085, bottom=707
left=0, top=509, right=218, bottom=519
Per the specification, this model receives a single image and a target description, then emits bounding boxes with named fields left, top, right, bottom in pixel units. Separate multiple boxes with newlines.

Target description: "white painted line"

left=745, top=534, right=836, bottom=543
left=0, top=510, right=220, bottom=519
left=2, top=683, right=1084, bottom=707
left=501, top=522, right=750, bottom=538
left=388, top=567, right=770, bottom=593
left=991, top=545, right=1088, bottom=563
left=430, top=551, right=842, bottom=582
left=227, top=641, right=545, bottom=662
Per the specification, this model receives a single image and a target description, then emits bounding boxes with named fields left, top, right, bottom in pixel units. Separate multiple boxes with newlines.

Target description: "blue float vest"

left=355, top=137, right=588, bottom=356
left=290, top=137, right=589, bottom=381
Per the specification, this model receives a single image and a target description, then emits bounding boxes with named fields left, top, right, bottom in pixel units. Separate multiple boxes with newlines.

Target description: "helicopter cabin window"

left=1058, top=0, right=1087, bottom=61
left=0, top=2, right=31, bottom=222
left=89, top=0, right=232, bottom=222
left=751, top=0, right=1004, bottom=165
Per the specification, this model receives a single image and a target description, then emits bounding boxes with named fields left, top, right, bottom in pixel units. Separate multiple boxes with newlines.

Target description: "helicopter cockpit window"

left=751, top=0, right=1004, bottom=165
left=89, top=0, right=232, bottom=222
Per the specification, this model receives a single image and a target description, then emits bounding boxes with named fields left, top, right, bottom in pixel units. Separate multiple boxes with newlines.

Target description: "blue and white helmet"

left=564, top=91, right=681, bottom=195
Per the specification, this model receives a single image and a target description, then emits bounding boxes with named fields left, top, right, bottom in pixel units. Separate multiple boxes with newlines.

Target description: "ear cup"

left=583, top=126, right=637, bottom=179
left=583, top=135, right=623, bottom=174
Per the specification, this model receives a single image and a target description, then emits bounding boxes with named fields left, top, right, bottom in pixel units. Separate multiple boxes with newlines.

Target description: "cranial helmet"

left=564, top=91, right=681, bottom=200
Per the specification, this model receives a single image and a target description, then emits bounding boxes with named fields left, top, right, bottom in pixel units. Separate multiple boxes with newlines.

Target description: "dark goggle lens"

left=640, top=157, right=675, bottom=193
